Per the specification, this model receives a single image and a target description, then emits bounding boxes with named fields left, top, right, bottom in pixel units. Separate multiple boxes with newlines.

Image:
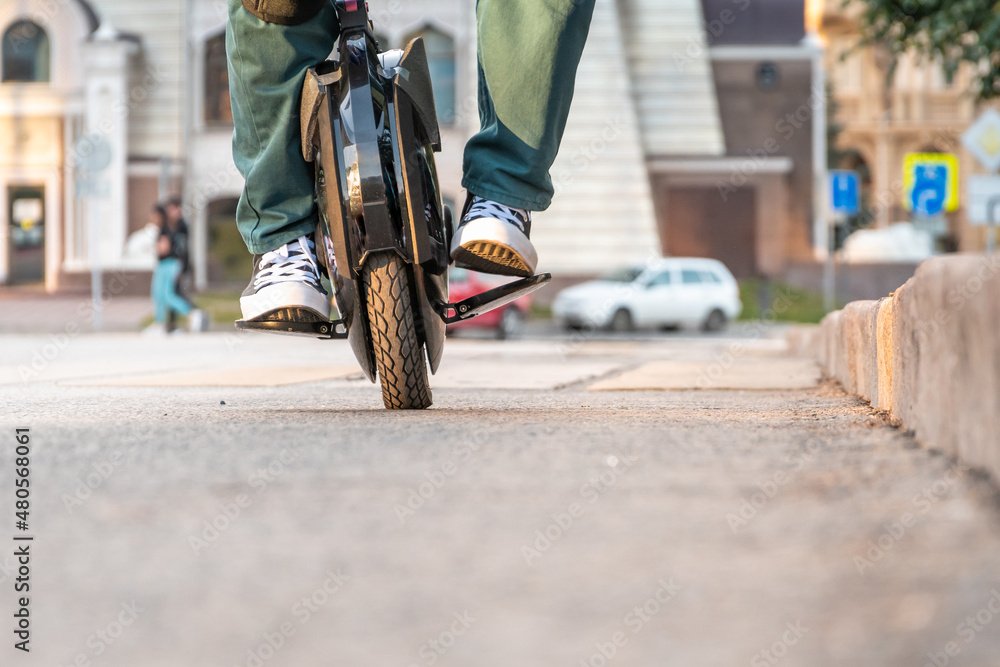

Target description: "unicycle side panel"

left=314, top=96, right=376, bottom=381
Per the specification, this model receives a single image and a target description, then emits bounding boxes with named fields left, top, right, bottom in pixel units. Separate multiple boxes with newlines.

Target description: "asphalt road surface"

left=1, top=330, right=999, bottom=667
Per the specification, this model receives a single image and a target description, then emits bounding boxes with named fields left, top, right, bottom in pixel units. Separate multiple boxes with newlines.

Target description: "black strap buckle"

left=335, top=0, right=368, bottom=28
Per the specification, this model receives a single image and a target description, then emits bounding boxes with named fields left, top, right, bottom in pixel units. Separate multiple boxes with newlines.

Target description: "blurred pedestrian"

left=163, top=197, right=207, bottom=332
left=145, top=204, right=206, bottom=334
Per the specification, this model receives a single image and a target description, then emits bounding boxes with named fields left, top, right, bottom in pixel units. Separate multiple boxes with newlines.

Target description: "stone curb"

left=795, top=255, right=1000, bottom=481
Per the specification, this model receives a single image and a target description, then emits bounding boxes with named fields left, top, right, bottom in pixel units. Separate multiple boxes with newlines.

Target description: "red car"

left=447, top=268, right=532, bottom=339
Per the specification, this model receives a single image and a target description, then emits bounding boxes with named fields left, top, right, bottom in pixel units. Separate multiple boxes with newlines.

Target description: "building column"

left=803, top=31, right=828, bottom=259
left=43, top=168, right=62, bottom=292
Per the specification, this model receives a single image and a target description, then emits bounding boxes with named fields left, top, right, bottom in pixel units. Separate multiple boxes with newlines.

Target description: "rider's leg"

left=464, top=0, right=597, bottom=211
left=227, top=0, right=338, bottom=319
left=454, top=0, right=597, bottom=277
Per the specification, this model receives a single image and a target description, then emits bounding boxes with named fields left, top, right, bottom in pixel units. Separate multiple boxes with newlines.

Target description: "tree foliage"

left=858, top=0, right=1000, bottom=98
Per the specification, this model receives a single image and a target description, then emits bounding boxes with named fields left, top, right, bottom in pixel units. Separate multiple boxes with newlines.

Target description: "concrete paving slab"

left=587, top=357, right=821, bottom=391
left=0, top=333, right=364, bottom=386
left=0, top=360, right=200, bottom=386
left=62, top=365, right=362, bottom=387
left=431, top=360, right=622, bottom=390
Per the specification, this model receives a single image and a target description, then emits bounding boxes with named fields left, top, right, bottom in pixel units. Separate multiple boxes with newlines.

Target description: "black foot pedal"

left=235, top=318, right=348, bottom=339
left=440, top=273, right=551, bottom=324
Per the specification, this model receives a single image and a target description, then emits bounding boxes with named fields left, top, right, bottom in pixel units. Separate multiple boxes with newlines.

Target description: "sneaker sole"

left=240, top=282, right=331, bottom=321
left=453, top=242, right=533, bottom=277
left=450, top=217, right=538, bottom=277
left=242, top=307, right=327, bottom=323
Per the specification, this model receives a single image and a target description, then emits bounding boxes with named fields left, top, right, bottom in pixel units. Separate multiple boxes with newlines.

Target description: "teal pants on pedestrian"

left=151, top=258, right=192, bottom=323
left=226, top=0, right=595, bottom=255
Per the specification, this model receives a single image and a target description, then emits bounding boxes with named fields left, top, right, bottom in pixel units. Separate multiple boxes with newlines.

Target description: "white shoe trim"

left=240, top=282, right=331, bottom=320
left=450, top=217, right=538, bottom=272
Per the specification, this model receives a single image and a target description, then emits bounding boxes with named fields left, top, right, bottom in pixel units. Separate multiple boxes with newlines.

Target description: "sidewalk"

left=0, top=330, right=795, bottom=390
left=3, top=333, right=999, bottom=666
left=0, top=286, right=151, bottom=334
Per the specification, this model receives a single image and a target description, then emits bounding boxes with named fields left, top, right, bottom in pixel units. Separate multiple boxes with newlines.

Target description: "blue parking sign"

left=903, top=153, right=959, bottom=215
left=830, top=171, right=860, bottom=215
left=909, top=165, right=947, bottom=217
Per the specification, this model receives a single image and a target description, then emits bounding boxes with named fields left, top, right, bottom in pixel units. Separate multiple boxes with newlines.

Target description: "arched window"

left=406, top=26, right=455, bottom=124
left=204, top=32, right=232, bottom=125
left=2, top=20, right=50, bottom=83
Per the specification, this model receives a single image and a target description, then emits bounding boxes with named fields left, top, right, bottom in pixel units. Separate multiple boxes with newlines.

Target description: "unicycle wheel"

left=362, top=251, right=433, bottom=410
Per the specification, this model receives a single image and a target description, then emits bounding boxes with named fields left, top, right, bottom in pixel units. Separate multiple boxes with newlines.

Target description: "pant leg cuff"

left=245, top=219, right=319, bottom=254
left=461, top=179, right=551, bottom=212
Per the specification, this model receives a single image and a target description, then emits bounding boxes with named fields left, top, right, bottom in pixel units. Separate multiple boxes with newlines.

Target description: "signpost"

left=74, top=134, right=112, bottom=330
left=824, top=170, right=861, bottom=312
left=963, top=109, right=1000, bottom=254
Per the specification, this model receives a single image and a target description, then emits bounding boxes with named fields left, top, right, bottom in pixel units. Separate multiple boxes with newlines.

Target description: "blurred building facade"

left=820, top=0, right=991, bottom=253
left=1, top=0, right=829, bottom=293
left=0, top=0, right=485, bottom=292
left=542, top=0, right=822, bottom=282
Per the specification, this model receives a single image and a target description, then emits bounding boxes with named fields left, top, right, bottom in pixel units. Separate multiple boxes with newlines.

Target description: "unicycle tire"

left=362, top=251, right=433, bottom=410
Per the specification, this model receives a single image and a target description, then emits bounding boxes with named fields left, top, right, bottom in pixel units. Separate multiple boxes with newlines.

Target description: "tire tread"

left=363, top=253, right=432, bottom=410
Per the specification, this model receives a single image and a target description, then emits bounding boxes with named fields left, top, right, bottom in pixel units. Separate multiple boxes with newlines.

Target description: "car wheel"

left=702, top=308, right=728, bottom=332
left=498, top=307, right=526, bottom=340
left=608, top=308, right=634, bottom=333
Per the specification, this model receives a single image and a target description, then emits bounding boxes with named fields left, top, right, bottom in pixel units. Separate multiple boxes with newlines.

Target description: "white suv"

left=552, top=258, right=742, bottom=332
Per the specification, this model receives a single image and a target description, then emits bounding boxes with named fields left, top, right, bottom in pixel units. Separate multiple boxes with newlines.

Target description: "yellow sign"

left=903, top=153, right=960, bottom=215
left=962, top=109, right=1000, bottom=171
left=975, top=126, right=1000, bottom=157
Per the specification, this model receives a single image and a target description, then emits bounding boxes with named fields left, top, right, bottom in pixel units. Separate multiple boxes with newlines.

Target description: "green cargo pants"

left=227, top=0, right=595, bottom=254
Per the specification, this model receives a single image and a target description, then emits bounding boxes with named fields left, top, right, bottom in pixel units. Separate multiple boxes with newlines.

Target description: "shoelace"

left=254, top=236, right=322, bottom=289
left=466, top=197, right=530, bottom=233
